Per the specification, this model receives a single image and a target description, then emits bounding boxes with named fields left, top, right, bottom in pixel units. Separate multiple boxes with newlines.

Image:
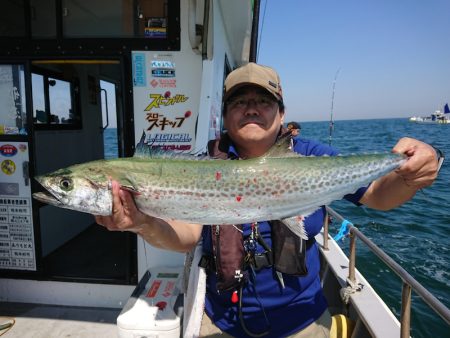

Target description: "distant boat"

left=409, top=103, right=450, bottom=124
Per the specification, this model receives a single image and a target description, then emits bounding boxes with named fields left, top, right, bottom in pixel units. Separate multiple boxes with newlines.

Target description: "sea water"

left=104, top=119, right=449, bottom=337
left=301, top=118, right=449, bottom=337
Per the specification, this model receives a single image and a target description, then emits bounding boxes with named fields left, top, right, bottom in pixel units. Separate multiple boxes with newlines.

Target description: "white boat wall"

left=131, top=0, right=255, bottom=283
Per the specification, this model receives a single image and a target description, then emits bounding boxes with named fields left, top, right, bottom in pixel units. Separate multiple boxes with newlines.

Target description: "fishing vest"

left=201, top=131, right=315, bottom=292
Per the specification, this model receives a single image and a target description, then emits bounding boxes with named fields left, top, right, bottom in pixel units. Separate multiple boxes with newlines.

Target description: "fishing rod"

left=329, top=68, right=341, bottom=146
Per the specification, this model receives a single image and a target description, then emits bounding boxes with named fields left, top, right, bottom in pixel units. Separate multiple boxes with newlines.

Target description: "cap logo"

left=268, top=80, right=277, bottom=89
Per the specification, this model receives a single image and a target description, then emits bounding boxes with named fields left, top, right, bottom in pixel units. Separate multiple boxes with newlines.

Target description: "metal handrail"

left=100, top=88, right=109, bottom=130
left=324, top=206, right=450, bottom=337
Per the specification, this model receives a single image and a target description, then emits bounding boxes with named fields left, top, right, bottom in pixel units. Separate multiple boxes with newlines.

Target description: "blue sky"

left=257, top=0, right=450, bottom=122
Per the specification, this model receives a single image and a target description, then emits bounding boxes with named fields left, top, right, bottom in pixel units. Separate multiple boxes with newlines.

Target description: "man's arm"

left=360, top=137, right=439, bottom=210
left=95, top=181, right=203, bottom=253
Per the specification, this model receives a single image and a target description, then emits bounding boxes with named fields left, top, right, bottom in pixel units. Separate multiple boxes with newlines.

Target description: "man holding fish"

left=95, top=63, right=439, bottom=337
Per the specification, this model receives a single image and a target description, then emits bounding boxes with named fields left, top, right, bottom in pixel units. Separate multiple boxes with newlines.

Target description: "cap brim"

left=223, top=83, right=281, bottom=102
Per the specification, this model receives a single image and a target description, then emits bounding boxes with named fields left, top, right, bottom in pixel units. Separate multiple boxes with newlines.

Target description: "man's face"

left=223, top=86, right=284, bottom=158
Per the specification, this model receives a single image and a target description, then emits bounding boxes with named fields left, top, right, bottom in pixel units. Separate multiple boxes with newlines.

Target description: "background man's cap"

left=287, top=121, right=301, bottom=130
left=224, top=62, right=283, bottom=102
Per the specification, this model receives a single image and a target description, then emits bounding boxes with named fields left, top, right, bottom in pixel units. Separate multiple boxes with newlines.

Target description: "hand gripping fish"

left=33, top=134, right=406, bottom=240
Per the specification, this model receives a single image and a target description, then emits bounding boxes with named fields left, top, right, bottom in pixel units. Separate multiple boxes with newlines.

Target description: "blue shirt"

left=203, top=137, right=367, bottom=337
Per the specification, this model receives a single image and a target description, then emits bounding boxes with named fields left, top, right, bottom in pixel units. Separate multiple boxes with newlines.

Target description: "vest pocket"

left=271, top=220, right=308, bottom=276
left=212, top=224, right=246, bottom=291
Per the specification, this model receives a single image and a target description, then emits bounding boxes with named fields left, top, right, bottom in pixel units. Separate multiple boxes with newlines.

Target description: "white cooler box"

left=117, top=266, right=184, bottom=338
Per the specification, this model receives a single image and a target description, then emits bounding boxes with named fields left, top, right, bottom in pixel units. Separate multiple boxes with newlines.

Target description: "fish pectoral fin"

left=263, top=132, right=299, bottom=158
left=120, top=185, right=141, bottom=196
left=280, top=215, right=311, bottom=240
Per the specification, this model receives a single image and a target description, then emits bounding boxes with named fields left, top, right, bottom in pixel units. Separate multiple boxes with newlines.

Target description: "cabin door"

left=0, top=59, right=137, bottom=284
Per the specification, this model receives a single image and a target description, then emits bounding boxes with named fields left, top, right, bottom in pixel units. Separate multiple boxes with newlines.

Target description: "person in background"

left=95, top=63, right=439, bottom=337
left=287, top=121, right=301, bottom=136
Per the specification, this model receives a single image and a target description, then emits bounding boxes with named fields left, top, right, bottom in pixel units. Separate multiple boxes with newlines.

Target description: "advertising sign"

left=132, top=52, right=198, bottom=151
left=0, top=142, right=36, bottom=270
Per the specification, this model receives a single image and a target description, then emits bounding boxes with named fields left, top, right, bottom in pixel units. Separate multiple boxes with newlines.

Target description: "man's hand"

left=361, top=137, right=439, bottom=210
left=95, top=180, right=146, bottom=233
left=393, top=137, right=439, bottom=189
left=94, top=180, right=203, bottom=252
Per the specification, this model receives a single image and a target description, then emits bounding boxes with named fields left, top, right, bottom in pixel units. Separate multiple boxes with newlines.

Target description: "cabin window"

left=61, top=0, right=168, bottom=38
left=0, top=0, right=26, bottom=37
left=32, top=71, right=81, bottom=129
left=136, top=0, right=168, bottom=39
left=0, top=0, right=179, bottom=52
left=62, top=0, right=134, bottom=38
left=30, top=0, right=57, bottom=38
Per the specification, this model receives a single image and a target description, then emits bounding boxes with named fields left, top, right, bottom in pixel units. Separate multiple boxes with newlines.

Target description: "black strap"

left=238, top=285, right=270, bottom=337
left=200, top=238, right=316, bottom=273
left=432, top=145, right=444, bottom=173
left=198, top=254, right=215, bottom=271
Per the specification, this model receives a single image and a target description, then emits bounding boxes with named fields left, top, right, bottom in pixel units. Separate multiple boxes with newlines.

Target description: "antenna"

left=329, top=68, right=341, bottom=146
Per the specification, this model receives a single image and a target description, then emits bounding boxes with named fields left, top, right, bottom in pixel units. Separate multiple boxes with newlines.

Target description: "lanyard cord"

left=238, top=223, right=271, bottom=337
left=238, top=282, right=270, bottom=337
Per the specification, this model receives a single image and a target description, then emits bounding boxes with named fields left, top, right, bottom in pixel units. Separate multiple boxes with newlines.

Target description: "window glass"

left=49, top=78, right=74, bottom=124
left=30, top=0, right=57, bottom=38
left=62, top=0, right=134, bottom=38
left=32, top=72, right=81, bottom=128
left=62, top=0, right=169, bottom=38
left=0, top=0, right=26, bottom=37
left=32, top=73, right=46, bottom=123
left=100, top=80, right=118, bottom=159
left=137, top=0, right=168, bottom=38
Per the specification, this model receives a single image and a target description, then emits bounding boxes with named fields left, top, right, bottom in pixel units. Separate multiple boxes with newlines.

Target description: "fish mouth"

left=33, top=176, right=63, bottom=207
left=33, top=191, right=64, bottom=207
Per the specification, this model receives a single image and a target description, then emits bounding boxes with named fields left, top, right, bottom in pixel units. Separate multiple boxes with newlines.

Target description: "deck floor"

left=0, top=302, right=120, bottom=337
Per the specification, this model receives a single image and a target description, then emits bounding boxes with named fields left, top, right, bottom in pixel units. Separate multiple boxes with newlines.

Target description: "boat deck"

left=0, top=302, right=120, bottom=337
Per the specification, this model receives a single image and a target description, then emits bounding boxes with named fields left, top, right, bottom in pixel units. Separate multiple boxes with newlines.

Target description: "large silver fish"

left=33, top=137, right=406, bottom=239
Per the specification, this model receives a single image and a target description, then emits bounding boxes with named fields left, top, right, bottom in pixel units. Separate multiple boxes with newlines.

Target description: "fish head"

left=33, top=167, right=112, bottom=216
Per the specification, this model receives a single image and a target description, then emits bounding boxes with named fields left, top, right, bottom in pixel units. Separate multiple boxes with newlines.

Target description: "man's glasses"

left=227, top=95, right=277, bottom=112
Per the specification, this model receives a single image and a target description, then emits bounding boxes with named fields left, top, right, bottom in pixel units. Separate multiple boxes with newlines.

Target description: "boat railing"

left=323, top=206, right=450, bottom=338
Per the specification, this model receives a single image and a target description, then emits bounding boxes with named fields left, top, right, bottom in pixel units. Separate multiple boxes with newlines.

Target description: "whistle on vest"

left=230, top=270, right=243, bottom=304
left=234, top=269, right=243, bottom=282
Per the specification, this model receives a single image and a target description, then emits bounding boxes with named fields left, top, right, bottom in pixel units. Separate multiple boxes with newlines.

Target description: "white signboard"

left=0, top=141, right=35, bottom=270
left=132, top=51, right=200, bottom=151
left=0, top=65, right=26, bottom=135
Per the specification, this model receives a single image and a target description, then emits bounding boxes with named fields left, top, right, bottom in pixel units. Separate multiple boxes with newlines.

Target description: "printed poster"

left=0, top=141, right=36, bottom=271
left=132, top=51, right=198, bottom=152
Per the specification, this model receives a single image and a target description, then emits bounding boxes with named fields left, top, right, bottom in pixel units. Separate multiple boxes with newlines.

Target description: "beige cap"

left=224, top=62, right=283, bottom=102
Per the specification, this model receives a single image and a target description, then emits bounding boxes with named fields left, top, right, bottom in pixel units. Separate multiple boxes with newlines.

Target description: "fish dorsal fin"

left=263, top=131, right=299, bottom=158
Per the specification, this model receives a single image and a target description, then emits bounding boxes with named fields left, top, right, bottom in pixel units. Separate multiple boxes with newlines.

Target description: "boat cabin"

left=0, top=0, right=254, bottom=308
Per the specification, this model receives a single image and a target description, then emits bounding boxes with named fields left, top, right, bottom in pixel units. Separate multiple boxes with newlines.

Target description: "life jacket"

left=201, top=130, right=315, bottom=293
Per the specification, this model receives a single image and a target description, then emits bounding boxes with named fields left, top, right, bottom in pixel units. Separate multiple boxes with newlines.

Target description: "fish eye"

left=59, top=178, right=73, bottom=191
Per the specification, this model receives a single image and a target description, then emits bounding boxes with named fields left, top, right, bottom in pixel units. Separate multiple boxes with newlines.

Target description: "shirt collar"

left=227, top=143, right=239, bottom=159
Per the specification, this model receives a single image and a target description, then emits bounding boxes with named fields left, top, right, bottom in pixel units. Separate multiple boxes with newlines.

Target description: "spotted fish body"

left=33, top=148, right=406, bottom=239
